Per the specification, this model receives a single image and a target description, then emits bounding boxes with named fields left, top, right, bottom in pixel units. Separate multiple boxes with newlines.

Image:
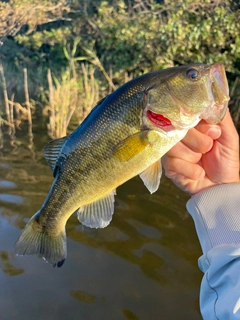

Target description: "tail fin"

left=14, top=212, right=67, bottom=268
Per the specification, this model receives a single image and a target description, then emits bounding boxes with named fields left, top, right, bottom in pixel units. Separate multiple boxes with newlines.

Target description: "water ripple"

left=0, top=180, right=17, bottom=189
left=0, top=194, right=24, bottom=204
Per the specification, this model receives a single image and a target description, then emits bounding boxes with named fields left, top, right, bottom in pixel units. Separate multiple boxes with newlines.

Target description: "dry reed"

left=46, top=68, right=78, bottom=138
left=45, top=64, right=100, bottom=138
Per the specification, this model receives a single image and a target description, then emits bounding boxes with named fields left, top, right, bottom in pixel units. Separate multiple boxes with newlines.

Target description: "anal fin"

left=139, top=160, right=162, bottom=194
left=77, top=191, right=116, bottom=228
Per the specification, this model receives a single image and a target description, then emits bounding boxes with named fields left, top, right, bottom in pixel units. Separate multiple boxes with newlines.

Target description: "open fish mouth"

left=200, top=63, right=230, bottom=124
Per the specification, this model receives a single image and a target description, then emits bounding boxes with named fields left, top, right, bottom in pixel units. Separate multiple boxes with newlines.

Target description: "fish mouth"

left=201, top=63, right=230, bottom=124
left=146, top=110, right=175, bottom=132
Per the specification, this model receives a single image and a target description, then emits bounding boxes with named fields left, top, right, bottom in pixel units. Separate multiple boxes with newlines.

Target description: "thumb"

left=218, top=109, right=239, bottom=151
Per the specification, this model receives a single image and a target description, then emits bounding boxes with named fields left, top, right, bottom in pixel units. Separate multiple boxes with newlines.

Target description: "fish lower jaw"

left=171, top=120, right=199, bottom=130
left=200, top=102, right=228, bottom=124
left=170, top=111, right=204, bottom=130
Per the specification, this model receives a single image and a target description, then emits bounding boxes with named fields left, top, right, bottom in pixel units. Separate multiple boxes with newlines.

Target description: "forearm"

left=187, top=183, right=240, bottom=319
left=187, top=183, right=240, bottom=253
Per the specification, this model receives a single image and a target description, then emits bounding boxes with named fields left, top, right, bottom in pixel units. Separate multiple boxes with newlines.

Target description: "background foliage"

left=0, top=0, right=240, bottom=134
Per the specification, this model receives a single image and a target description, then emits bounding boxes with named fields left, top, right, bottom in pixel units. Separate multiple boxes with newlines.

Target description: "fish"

left=14, top=63, right=229, bottom=267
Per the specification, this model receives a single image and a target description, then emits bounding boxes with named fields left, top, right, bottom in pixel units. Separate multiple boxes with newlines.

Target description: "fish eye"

left=186, top=68, right=199, bottom=81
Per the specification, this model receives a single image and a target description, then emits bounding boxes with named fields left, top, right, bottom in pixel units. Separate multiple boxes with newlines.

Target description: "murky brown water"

left=0, top=125, right=203, bottom=320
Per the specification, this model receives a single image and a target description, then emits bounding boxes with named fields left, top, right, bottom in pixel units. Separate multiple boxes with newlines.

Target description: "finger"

left=181, top=127, right=214, bottom=154
left=165, top=141, right=202, bottom=163
left=162, top=156, right=205, bottom=180
left=195, top=121, right=222, bottom=140
left=218, top=109, right=239, bottom=150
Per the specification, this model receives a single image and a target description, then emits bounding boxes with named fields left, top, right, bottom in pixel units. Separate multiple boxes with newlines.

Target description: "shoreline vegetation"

left=0, top=0, right=239, bottom=139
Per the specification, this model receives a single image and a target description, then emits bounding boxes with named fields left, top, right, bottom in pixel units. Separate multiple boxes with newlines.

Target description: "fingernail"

left=206, top=127, right=221, bottom=139
left=199, top=169, right=205, bottom=179
left=206, top=141, right=213, bottom=153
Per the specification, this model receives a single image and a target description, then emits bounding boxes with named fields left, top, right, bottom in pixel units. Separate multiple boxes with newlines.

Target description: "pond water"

left=0, top=123, right=203, bottom=320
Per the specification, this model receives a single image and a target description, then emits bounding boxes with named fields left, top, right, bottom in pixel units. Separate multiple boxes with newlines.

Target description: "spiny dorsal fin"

left=139, top=160, right=162, bottom=194
left=77, top=190, right=116, bottom=228
left=43, top=136, right=68, bottom=172
left=112, top=131, right=149, bottom=162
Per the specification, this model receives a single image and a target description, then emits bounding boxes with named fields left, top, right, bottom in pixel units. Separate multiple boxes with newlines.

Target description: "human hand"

left=162, top=109, right=240, bottom=195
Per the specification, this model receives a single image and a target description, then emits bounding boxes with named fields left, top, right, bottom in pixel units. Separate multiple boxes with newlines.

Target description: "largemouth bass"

left=15, top=63, right=229, bottom=267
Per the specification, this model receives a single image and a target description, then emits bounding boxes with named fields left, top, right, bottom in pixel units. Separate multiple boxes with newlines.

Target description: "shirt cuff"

left=186, top=183, right=240, bottom=254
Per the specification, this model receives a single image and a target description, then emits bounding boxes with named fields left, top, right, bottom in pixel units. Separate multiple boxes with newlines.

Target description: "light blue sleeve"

left=186, top=183, right=240, bottom=319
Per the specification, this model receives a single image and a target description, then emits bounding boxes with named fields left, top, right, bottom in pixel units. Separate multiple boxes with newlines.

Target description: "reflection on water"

left=71, top=290, right=97, bottom=304
left=0, top=251, right=24, bottom=276
left=0, top=194, right=24, bottom=204
left=0, top=125, right=203, bottom=320
left=0, top=180, right=17, bottom=188
left=122, top=309, right=139, bottom=320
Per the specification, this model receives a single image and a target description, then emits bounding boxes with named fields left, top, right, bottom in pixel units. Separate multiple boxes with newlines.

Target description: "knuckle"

left=164, top=169, right=177, bottom=180
left=197, top=137, right=212, bottom=153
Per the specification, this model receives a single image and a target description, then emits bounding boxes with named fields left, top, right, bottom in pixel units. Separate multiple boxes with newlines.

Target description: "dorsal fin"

left=89, top=95, right=109, bottom=113
left=43, top=136, right=68, bottom=172
left=95, top=95, right=108, bottom=106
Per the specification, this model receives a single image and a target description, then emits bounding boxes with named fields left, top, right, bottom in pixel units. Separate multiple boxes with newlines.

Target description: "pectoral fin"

left=77, top=190, right=116, bottom=228
left=44, top=136, right=68, bottom=172
left=112, top=131, right=150, bottom=162
left=139, top=160, right=162, bottom=194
